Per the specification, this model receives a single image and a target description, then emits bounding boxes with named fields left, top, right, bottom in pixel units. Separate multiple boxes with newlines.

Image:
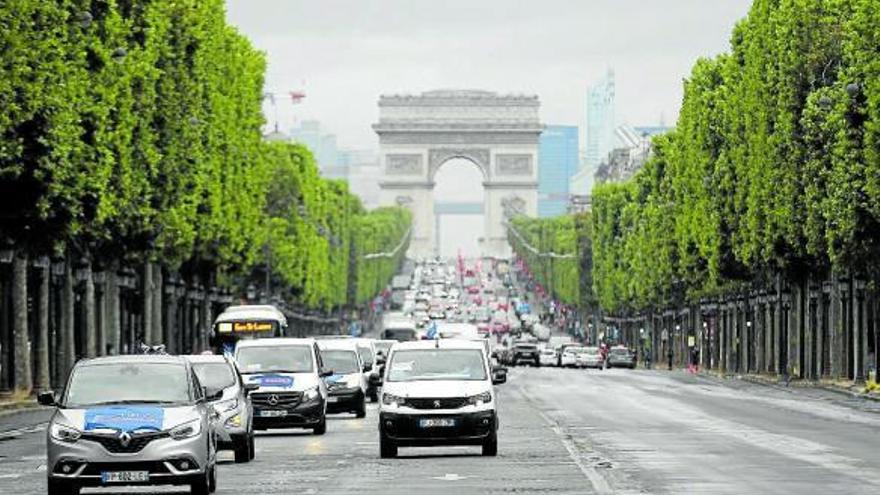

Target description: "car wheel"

left=48, top=479, right=79, bottom=495
left=482, top=435, right=498, bottom=456
left=355, top=398, right=367, bottom=418
left=234, top=437, right=251, bottom=463
left=380, top=435, right=398, bottom=458
left=248, top=432, right=256, bottom=460
left=369, top=390, right=379, bottom=402
left=208, top=463, right=217, bottom=493
left=312, top=416, right=327, bottom=435
left=190, top=470, right=210, bottom=495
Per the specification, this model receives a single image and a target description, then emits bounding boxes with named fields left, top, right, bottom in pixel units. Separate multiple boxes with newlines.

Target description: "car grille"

left=80, top=461, right=171, bottom=476
left=405, top=397, right=469, bottom=410
left=81, top=431, right=168, bottom=454
left=251, top=391, right=302, bottom=408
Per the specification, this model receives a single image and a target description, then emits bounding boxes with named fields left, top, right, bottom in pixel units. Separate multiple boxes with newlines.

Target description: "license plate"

left=258, top=409, right=287, bottom=417
left=327, top=397, right=339, bottom=403
left=101, top=471, right=149, bottom=483
left=419, top=418, right=456, bottom=428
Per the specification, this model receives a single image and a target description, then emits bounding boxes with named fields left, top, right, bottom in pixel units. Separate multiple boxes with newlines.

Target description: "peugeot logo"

left=267, top=394, right=279, bottom=406
left=433, top=400, right=442, bottom=409
left=118, top=431, right=132, bottom=447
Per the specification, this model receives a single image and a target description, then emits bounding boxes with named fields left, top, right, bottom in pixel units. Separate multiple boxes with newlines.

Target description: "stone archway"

left=375, top=90, right=542, bottom=258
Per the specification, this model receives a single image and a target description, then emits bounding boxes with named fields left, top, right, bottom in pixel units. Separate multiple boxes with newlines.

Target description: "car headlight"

left=214, top=397, right=239, bottom=413
left=50, top=423, right=81, bottom=443
left=382, top=393, right=405, bottom=407
left=303, top=386, right=320, bottom=401
left=169, top=419, right=202, bottom=440
left=225, top=414, right=242, bottom=428
left=466, top=391, right=492, bottom=406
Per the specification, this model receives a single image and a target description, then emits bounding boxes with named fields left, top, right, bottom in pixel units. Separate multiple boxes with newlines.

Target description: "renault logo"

left=433, top=400, right=442, bottom=408
left=118, top=431, right=132, bottom=447
left=267, top=394, right=279, bottom=406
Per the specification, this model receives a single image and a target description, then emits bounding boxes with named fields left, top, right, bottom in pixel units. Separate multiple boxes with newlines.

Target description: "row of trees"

left=591, top=0, right=880, bottom=380
left=506, top=214, right=592, bottom=309
left=0, top=0, right=410, bottom=394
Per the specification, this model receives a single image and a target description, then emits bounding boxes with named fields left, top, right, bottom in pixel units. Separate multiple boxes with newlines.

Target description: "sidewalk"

left=695, top=369, right=880, bottom=402
left=0, top=391, right=38, bottom=414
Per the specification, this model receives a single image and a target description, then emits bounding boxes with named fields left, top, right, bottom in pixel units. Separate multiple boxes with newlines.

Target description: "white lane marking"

left=514, top=386, right=613, bottom=495
left=432, top=473, right=468, bottom=481
left=0, top=423, right=47, bottom=439
left=20, top=455, right=43, bottom=461
left=36, top=464, right=46, bottom=472
left=0, top=474, right=21, bottom=479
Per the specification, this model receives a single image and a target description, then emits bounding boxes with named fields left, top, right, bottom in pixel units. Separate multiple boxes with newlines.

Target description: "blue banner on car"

left=84, top=406, right=164, bottom=432
left=249, top=374, right=294, bottom=388
left=325, top=374, right=344, bottom=383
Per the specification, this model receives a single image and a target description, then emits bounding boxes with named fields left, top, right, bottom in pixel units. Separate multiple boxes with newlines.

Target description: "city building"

left=584, top=69, right=616, bottom=171
left=340, top=150, right=381, bottom=209
left=290, top=120, right=340, bottom=176
left=538, top=125, right=579, bottom=217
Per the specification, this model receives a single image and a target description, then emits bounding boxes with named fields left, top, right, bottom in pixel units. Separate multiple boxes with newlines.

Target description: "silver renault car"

left=39, top=355, right=219, bottom=495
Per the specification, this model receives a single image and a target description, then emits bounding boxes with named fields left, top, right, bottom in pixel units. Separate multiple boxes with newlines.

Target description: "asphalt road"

left=2, top=368, right=880, bottom=494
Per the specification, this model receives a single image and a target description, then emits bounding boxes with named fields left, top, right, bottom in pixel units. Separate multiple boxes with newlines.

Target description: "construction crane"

left=263, top=90, right=306, bottom=133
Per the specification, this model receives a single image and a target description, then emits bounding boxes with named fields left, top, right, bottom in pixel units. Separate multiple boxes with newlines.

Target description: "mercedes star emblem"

left=267, top=394, right=279, bottom=406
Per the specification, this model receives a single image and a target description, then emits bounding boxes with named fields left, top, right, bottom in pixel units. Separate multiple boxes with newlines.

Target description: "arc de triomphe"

left=374, top=90, right=542, bottom=258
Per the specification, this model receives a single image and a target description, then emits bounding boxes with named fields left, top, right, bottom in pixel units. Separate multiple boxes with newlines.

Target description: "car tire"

left=380, top=435, right=398, bottom=458
left=234, top=437, right=251, bottom=463
left=191, top=470, right=210, bottom=495
left=208, top=464, right=217, bottom=493
left=369, top=390, right=379, bottom=403
left=248, top=432, right=256, bottom=460
left=482, top=435, right=498, bottom=456
left=355, top=398, right=367, bottom=418
left=48, top=479, right=79, bottom=495
left=312, top=416, right=327, bottom=435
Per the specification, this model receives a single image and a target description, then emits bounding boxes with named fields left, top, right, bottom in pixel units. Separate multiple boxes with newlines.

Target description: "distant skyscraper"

left=585, top=69, right=616, bottom=170
left=290, top=120, right=339, bottom=175
left=538, top=125, right=579, bottom=218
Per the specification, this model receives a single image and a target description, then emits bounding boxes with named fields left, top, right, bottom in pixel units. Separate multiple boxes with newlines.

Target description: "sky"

left=226, top=0, right=753, bottom=151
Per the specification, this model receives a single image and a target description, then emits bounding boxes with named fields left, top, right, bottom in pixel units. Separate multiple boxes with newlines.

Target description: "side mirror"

left=319, top=369, right=334, bottom=378
left=363, top=363, right=373, bottom=373
left=207, top=388, right=224, bottom=401
left=38, top=391, right=56, bottom=406
left=244, top=382, right=259, bottom=395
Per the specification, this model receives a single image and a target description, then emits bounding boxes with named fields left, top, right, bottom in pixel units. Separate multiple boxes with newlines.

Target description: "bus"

left=210, top=305, right=288, bottom=354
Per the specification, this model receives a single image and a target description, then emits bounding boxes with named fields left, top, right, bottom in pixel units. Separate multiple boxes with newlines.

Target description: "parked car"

left=538, top=347, right=558, bottom=367
left=560, top=346, right=582, bottom=368
left=41, top=355, right=219, bottom=495
left=187, top=354, right=257, bottom=463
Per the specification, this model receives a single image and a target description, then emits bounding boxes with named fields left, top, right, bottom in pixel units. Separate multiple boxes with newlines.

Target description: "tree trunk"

left=84, top=262, right=96, bottom=358
left=12, top=252, right=32, bottom=393
left=34, top=263, right=50, bottom=392
left=62, top=260, right=76, bottom=377
left=142, top=262, right=153, bottom=345
left=105, top=271, right=119, bottom=355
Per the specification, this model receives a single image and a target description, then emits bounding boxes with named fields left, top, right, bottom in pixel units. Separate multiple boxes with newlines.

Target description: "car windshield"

left=387, top=349, right=487, bottom=382
left=236, top=345, right=313, bottom=373
left=65, top=362, right=190, bottom=407
left=583, top=347, right=600, bottom=355
left=322, top=350, right=360, bottom=374
left=191, top=362, right=236, bottom=391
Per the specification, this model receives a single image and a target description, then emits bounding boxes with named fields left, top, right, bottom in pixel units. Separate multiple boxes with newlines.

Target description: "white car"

left=538, top=347, right=557, bottom=367
left=317, top=340, right=369, bottom=417
left=379, top=340, right=505, bottom=458
left=560, top=346, right=582, bottom=368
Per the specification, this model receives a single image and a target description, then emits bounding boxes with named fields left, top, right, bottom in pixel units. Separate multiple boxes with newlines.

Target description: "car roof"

left=316, top=339, right=360, bottom=351
left=391, top=339, right=485, bottom=351
left=77, top=354, right=187, bottom=367
left=235, top=337, right=316, bottom=348
left=214, top=305, right=286, bottom=324
left=184, top=354, right=232, bottom=364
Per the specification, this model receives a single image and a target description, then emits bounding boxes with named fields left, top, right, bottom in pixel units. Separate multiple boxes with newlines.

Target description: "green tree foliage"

left=0, top=0, right=410, bottom=310
left=591, top=0, right=880, bottom=313
left=507, top=214, right=590, bottom=307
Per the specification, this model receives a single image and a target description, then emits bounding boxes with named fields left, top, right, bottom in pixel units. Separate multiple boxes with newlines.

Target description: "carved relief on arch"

left=501, top=195, right=526, bottom=218
left=428, top=148, right=490, bottom=180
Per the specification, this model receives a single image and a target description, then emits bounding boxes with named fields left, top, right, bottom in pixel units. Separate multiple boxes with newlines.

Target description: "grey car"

left=187, top=354, right=258, bottom=462
left=39, top=355, right=219, bottom=495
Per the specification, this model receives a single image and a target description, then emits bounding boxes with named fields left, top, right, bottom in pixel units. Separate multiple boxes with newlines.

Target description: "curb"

left=702, top=371, right=880, bottom=402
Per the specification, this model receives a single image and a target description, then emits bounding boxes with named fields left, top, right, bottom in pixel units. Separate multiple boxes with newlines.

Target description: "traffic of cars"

left=36, top=256, right=637, bottom=494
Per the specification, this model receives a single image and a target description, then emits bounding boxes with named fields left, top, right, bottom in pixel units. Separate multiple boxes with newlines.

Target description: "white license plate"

left=327, top=397, right=339, bottom=403
left=419, top=418, right=456, bottom=428
left=101, top=471, right=149, bottom=483
left=258, top=409, right=287, bottom=417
